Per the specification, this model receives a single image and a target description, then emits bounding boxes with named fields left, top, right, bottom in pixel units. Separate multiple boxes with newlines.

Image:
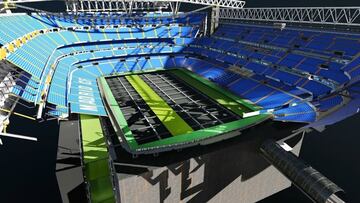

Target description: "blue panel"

left=244, top=85, right=274, bottom=103
left=349, top=66, right=360, bottom=78
left=68, top=75, right=106, bottom=116
left=212, top=72, right=240, bottom=87
left=274, top=102, right=316, bottom=123
left=318, top=70, right=349, bottom=84
left=199, top=67, right=224, bottom=80
left=228, top=79, right=259, bottom=96
left=274, top=111, right=316, bottom=123
left=302, top=81, right=331, bottom=97
left=245, top=62, right=268, bottom=73
left=317, top=95, right=343, bottom=111
left=273, top=71, right=301, bottom=85
left=257, top=91, right=294, bottom=109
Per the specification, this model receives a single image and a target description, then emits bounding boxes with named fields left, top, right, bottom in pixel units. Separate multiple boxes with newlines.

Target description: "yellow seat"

left=21, top=37, right=27, bottom=44
left=7, top=44, right=14, bottom=52
left=15, top=39, right=21, bottom=48
left=0, top=48, right=7, bottom=60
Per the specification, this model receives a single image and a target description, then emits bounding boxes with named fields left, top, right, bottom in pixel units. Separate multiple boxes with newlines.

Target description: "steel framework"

left=65, top=0, right=170, bottom=12
left=12, top=3, right=209, bottom=24
left=65, top=0, right=246, bottom=13
left=219, top=7, right=360, bottom=26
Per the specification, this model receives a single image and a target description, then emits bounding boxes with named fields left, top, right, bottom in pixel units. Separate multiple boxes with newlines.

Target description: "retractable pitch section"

left=145, top=71, right=240, bottom=127
left=140, top=74, right=206, bottom=130
left=106, top=77, right=172, bottom=144
left=165, top=72, right=241, bottom=119
left=125, top=74, right=193, bottom=136
left=155, top=73, right=225, bottom=125
left=116, top=77, right=164, bottom=139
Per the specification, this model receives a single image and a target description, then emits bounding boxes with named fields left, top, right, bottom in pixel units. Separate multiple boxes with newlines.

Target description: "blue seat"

left=317, top=95, right=343, bottom=111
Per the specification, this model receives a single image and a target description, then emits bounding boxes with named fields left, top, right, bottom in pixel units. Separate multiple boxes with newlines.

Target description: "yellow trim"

left=46, top=75, right=52, bottom=84
left=0, top=108, right=36, bottom=121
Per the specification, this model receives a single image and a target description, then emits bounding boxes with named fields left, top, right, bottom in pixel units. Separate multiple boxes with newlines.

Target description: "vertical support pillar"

left=69, top=0, right=77, bottom=13
left=170, top=2, right=175, bottom=15
left=175, top=2, right=181, bottom=15
left=210, top=6, right=220, bottom=35
left=95, top=0, right=99, bottom=11
left=88, top=0, right=91, bottom=12
left=65, top=1, right=70, bottom=12
left=80, top=1, right=84, bottom=12
left=203, top=13, right=208, bottom=36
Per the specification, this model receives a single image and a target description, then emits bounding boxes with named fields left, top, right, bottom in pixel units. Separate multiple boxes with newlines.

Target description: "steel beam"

left=65, top=0, right=170, bottom=12
left=65, top=0, right=246, bottom=13
left=219, top=7, right=360, bottom=26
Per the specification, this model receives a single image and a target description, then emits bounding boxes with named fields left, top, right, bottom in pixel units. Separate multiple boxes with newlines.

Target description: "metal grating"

left=140, top=71, right=240, bottom=130
left=106, top=76, right=172, bottom=144
left=105, top=70, right=242, bottom=145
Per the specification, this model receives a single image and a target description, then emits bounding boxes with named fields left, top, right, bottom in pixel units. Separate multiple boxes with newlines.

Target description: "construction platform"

left=98, top=69, right=270, bottom=154
left=102, top=116, right=306, bottom=203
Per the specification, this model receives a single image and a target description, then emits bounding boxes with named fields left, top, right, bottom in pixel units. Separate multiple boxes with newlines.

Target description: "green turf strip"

left=125, top=74, right=193, bottom=136
left=172, top=69, right=260, bottom=113
left=139, top=114, right=269, bottom=149
left=99, top=77, right=138, bottom=150
left=80, top=114, right=115, bottom=203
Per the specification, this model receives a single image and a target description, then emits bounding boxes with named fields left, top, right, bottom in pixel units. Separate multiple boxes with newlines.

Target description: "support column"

left=72, top=1, right=77, bottom=12
left=210, top=6, right=220, bottom=35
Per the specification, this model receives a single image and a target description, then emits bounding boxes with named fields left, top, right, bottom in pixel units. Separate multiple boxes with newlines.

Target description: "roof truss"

left=219, top=7, right=360, bottom=26
left=65, top=0, right=246, bottom=13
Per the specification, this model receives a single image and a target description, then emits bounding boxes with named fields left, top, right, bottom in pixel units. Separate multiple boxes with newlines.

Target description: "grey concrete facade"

left=115, top=131, right=303, bottom=203
left=56, top=120, right=86, bottom=203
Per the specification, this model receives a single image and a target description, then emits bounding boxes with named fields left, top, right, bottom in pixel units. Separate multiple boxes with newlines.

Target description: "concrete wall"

left=115, top=133, right=303, bottom=203
left=56, top=120, right=86, bottom=203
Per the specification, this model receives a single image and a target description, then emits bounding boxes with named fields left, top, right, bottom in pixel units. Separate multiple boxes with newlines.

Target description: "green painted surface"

left=99, top=77, right=138, bottom=150
left=139, top=114, right=269, bottom=149
left=98, top=70, right=270, bottom=153
left=125, top=74, right=193, bottom=136
left=172, top=69, right=259, bottom=112
left=80, top=114, right=115, bottom=203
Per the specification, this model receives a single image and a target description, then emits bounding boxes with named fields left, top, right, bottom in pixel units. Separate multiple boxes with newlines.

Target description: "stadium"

left=0, top=0, right=359, bottom=203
